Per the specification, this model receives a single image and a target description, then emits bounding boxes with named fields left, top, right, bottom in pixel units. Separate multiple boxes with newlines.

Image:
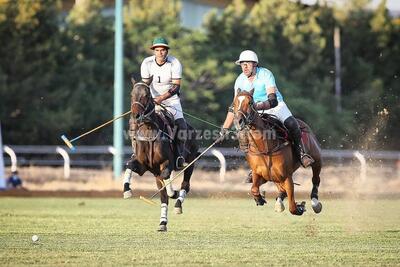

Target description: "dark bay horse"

left=233, top=89, right=322, bottom=215
left=123, top=80, right=199, bottom=231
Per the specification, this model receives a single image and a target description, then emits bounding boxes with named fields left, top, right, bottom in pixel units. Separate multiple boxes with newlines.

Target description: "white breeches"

left=156, top=99, right=184, bottom=120
left=259, top=101, right=292, bottom=122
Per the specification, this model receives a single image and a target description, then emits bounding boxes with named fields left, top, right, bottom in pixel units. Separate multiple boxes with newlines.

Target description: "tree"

left=0, top=1, right=62, bottom=144
left=57, top=0, right=114, bottom=145
left=124, top=0, right=222, bottom=134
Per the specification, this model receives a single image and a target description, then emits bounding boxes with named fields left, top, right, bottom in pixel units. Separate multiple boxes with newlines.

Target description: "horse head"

left=130, top=79, right=155, bottom=121
left=233, top=88, right=256, bottom=131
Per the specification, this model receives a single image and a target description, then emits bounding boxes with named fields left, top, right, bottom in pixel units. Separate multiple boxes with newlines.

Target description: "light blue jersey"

left=234, top=67, right=283, bottom=103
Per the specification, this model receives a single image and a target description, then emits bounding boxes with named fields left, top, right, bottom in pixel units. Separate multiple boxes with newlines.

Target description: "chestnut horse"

left=233, top=89, right=322, bottom=215
left=123, top=81, right=199, bottom=231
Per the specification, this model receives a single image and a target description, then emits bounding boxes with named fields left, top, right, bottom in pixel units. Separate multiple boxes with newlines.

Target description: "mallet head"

left=139, top=196, right=157, bottom=206
left=61, top=135, right=76, bottom=151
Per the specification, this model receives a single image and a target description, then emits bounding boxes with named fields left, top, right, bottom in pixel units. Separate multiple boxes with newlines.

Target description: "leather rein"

left=235, top=95, right=289, bottom=156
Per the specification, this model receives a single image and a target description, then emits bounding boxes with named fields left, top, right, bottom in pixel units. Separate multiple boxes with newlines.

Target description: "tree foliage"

left=0, top=0, right=398, bottom=150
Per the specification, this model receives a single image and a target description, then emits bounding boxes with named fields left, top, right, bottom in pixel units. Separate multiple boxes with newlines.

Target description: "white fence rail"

left=3, top=145, right=400, bottom=182
left=3, top=145, right=400, bottom=168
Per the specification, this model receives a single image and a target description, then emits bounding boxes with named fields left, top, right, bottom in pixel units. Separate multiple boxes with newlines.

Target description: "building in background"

left=62, top=0, right=257, bottom=29
left=62, top=0, right=399, bottom=29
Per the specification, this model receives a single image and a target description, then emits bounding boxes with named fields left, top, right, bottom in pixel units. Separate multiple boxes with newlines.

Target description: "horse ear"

left=249, top=88, right=254, bottom=95
left=130, top=75, right=136, bottom=86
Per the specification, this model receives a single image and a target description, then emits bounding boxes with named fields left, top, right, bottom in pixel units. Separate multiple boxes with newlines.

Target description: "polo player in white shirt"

left=140, top=37, right=187, bottom=169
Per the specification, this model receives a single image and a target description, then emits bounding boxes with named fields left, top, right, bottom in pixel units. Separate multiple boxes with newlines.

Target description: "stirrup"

left=300, top=154, right=314, bottom=168
left=176, top=156, right=187, bottom=169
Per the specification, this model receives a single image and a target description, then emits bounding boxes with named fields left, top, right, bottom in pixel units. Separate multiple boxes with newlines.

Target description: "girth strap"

left=247, top=140, right=290, bottom=156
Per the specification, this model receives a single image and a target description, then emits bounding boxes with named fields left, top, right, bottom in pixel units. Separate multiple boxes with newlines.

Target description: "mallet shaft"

left=70, top=110, right=132, bottom=143
left=148, top=136, right=225, bottom=200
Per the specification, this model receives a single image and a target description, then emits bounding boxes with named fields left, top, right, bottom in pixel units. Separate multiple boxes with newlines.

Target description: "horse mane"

left=236, top=90, right=254, bottom=99
left=131, top=81, right=150, bottom=96
left=233, top=89, right=289, bottom=142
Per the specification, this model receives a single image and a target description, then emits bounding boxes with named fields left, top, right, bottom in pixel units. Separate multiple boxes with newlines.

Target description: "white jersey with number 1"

left=140, top=55, right=184, bottom=119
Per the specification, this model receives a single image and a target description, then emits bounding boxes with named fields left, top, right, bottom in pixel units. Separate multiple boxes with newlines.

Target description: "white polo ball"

left=32, top=235, right=39, bottom=242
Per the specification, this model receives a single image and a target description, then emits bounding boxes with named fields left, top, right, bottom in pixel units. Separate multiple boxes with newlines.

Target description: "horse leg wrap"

left=123, top=168, right=133, bottom=185
left=160, top=203, right=168, bottom=223
left=164, top=178, right=175, bottom=198
left=177, top=189, right=187, bottom=203
left=123, top=169, right=133, bottom=199
left=277, top=191, right=287, bottom=201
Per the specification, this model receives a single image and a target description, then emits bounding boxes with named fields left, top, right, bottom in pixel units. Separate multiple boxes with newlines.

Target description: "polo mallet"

left=61, top=110, right=132, bottom=150
left=139, top=134, right=227, bottom=205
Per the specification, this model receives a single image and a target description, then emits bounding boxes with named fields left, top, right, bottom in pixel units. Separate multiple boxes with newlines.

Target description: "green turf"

left=0, top=197, right=399, bottom=266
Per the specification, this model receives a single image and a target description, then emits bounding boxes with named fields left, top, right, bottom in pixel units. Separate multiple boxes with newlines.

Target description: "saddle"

left=155, top=107, right=175, bottom=141
left=260, top=114, right=290, bottom=141
left=238, top=113, right=313, bottom=156
left=155, top=108, right=189, bottom=169
left=260, top=114, right=311, bottom=148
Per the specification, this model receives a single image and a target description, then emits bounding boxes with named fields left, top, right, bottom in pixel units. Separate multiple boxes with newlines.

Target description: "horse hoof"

left=158, top=222, right=167, bottom=232
left=174, top=199, right=183, bottom=214
left=274, top=198, right=285, bottom=212
left=123, top=190, right=133, bottom=199
left=294, top=201, right=306, bottom=216
left=174, top=207, right=182, bottom=214
left=158, top=225, right=167, bottom=232
left=255, top=197, right=266, bottom=206
left=311, top=198, right=322, bottom=213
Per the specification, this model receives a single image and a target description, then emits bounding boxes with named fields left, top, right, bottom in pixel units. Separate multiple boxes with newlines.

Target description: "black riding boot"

left=284, top=116, right=314, bottom=168
left=175, top=118, right=188, bottom=169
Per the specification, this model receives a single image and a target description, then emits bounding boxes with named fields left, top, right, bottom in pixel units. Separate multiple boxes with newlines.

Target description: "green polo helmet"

left=150, top=37, right=170, bottom=50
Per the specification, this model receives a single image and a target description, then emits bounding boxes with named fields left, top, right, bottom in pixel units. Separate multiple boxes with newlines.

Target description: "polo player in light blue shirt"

left=220, top=50, right=314, bottom=182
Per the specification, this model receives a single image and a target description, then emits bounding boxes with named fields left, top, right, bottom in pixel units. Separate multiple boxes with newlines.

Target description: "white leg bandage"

left=164, top=179, right=175, bottom=197
left=160, top=203, right=168, bottom=223
left=123, top=168, right=133, bottom=185
left=178, top=189, right=187, bottom=203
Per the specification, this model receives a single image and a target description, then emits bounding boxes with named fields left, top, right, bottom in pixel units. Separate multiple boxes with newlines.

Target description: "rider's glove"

left=255, top=101, right=269, bottom=110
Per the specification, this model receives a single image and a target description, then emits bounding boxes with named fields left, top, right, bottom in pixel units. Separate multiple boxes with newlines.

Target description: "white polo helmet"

left=235, top=50, right=258, bottom=65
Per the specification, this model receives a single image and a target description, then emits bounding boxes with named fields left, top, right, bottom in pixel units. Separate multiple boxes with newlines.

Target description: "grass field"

left=0, top=197, right=399, bottom=266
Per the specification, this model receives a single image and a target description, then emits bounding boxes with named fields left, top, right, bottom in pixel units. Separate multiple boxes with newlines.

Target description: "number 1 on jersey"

left=158, top=76, right=161, bottom=83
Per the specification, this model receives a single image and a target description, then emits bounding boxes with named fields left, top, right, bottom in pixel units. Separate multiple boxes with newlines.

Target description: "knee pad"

left=284, top=116, right=301, bottom=137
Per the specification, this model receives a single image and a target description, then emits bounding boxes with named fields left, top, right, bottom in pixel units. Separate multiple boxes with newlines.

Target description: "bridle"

left=234, top=93, right=257, bottom=131
left=234, top=93, right=290, bottom=157
left=131, top=82, right=155, bottom=123
left=130, top=82, right=172, bottom=143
